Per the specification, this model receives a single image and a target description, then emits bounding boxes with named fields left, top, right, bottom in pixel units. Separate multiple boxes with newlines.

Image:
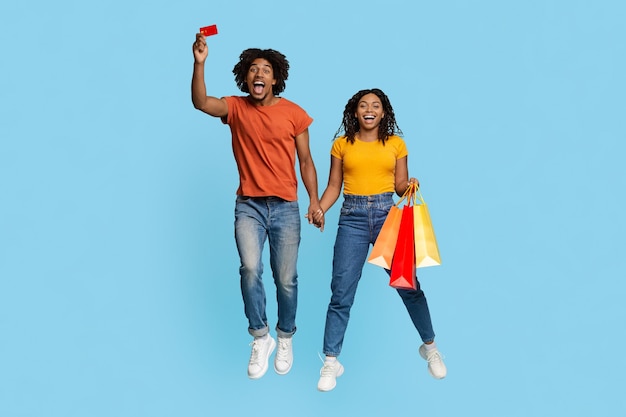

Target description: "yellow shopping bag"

left=413, top=187, right=441, bottom=268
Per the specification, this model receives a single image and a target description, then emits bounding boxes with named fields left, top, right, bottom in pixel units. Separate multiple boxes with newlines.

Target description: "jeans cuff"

left=275, top=325, right=296, bottom=339
left=248, top=325, right=269, bottom=338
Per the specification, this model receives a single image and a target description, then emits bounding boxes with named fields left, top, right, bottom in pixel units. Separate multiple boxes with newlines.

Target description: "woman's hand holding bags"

left=368, top=184, right=442, bottom=290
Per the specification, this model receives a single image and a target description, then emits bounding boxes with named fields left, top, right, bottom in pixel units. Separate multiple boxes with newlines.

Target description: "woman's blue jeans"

left=323, top=193, right=435, bottom=357
left=234, top=196, right=300, bottom=339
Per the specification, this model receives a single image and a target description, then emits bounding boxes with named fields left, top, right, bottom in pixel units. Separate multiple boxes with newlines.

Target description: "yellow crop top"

left=330, top=135, right=408, bottom=195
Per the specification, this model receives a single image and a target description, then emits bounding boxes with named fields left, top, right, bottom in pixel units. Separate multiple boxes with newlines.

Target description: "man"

left=191, top=33, right=324, bottom=379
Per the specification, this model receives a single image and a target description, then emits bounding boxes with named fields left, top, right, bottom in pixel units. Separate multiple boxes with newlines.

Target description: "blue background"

left=1, top=1, right=625, bottom=416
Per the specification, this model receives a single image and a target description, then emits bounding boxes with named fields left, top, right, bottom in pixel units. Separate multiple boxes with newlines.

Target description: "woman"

left=311, top=88, right=446, bottom=392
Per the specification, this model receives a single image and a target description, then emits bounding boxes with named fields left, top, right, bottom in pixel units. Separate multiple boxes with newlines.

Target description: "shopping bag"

left=367, top=205, right=402, bottom=269
left=389, top=202, right=417, bottom=290
left=367, top=186, right=412, bottom=269
left=414, top=188, right=441, bottom=268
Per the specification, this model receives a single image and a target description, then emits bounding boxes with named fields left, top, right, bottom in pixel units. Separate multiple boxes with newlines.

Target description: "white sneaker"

left=419, top=344, right=447, bottom=379
left=274, top=337, right=293, bottom=375
left=317, top=358, right=344, bottom=392
left=247, top=335, right=276, bottom=379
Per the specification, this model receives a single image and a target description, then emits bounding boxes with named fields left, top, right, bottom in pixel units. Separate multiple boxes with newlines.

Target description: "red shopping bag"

left=389, top=202, right=417, bottom=290
left=368, top=186, right=412, bottom=269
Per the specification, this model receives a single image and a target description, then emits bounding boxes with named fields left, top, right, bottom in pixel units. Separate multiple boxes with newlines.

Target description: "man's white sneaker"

left=419, top=344, right=447, bottom=379
left=317, top=358, right=344, bottom=392
left=274, top=337, right=293, bottom=375
left=247, top=335, right=276, bottom=379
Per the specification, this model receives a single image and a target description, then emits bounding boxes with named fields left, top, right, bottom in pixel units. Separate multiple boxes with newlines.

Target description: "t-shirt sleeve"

left=330, top=137, right=344, bottom=160
left=221, top=96, right=236, bottom=125
left=396, top=136, right=409, bottom=159
left=293, top=105, right=313, bottom=136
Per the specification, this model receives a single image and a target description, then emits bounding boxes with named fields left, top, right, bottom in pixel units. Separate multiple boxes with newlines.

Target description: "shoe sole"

left=248, top=338, right=276, bottom=379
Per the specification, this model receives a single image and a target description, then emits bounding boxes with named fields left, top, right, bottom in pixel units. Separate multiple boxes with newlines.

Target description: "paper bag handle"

left=395, top=183, right=416, bottom=207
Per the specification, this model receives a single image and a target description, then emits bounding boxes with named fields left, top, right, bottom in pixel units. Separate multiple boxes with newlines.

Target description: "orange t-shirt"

left=223, top=96, right=313, bottom=201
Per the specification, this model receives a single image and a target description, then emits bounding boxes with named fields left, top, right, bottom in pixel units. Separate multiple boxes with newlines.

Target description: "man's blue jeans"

left=323, top=193, right=436, bottom=357
left=234, top=196, right=300, bottom=339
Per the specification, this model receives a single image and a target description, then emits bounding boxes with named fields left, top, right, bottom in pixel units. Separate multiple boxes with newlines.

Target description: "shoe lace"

left=276, top=339, right=289, bottom=361
left=427, top=350, right=444, bottom=364
left=322, top=360, right=340, bottom=377
left=320, top=357, right=337, bottom=378
left=249, top=340, right=262, bottom=365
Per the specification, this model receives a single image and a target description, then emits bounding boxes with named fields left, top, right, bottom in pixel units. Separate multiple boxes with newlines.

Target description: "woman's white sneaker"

left=317, top=358, right=344, bottom=392
left=419, top=344, right=447, bottom=379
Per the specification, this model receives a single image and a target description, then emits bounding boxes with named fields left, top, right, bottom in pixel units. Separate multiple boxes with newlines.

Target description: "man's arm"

left=295, top=128, right=323, bottom=228
left=191, top=33, right=228, bottom=117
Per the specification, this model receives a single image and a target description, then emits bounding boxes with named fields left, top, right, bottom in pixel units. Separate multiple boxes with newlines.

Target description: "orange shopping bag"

left=389, top=195, right=417, bottom=290
left=367, top=205, right=402, bottom=269
left=368, top=187, right=412, bottom=269
left=414, top=187, right=442, bottom=268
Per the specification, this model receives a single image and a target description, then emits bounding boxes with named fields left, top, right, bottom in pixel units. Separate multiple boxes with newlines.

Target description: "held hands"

left=305, top=206, right=325, bottom=232
left=193, top=33, right=208, bottom=63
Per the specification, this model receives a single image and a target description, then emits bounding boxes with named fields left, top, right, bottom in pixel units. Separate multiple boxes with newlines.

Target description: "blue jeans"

left=323, top=193, right=436, bottom=357
left=234, top=196, right=301, bottom=339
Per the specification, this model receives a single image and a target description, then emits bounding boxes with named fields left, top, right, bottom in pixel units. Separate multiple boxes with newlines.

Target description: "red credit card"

left=200, top=25, right=218, bottom=36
